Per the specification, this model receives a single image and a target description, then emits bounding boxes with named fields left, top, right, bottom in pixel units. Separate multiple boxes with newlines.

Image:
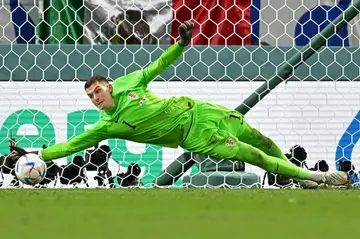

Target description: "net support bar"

left=235, top=0, right=360, bottom=114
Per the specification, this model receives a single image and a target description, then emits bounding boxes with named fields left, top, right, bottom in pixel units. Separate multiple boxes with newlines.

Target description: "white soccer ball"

left=15, top=153, right=47, bottom=185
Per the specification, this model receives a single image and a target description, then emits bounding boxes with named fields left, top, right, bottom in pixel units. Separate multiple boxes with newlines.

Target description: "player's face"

left=85, top=81, right=115, bottom=110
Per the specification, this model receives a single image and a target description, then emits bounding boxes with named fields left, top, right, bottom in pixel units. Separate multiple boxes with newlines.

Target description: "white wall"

left=0, top=81, right=359, bottom=187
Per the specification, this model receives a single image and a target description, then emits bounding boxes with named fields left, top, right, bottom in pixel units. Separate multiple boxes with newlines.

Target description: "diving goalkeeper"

left=10, top=21, right=349, bottom=186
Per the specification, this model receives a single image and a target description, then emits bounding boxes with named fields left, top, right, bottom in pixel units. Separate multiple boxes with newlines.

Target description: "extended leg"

left=180, top=104, right=349, bottom=186
left=194, top=130, right=348, bottom=186
left=237, top=120, right=312, bottom=187
left=237, top=121, right=288, bottom=161
left=225, top=115, right=323, bottom=187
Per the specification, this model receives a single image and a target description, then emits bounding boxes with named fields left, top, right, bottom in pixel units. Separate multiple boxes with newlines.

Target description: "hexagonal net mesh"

left=0, top=0, right=360, bottom=189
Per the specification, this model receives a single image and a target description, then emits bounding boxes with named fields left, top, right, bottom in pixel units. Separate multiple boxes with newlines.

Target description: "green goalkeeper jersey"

left=41, top=43, right=195, bottom=161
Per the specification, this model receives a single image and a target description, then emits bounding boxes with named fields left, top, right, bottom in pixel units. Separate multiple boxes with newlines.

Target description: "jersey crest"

left=226, top=138, right=236, bottom=146
left=128, top=91, right=138, bottom=100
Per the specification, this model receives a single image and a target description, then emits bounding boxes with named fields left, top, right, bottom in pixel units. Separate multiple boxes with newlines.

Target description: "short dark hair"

left=84, top=75, right=109, bottom=89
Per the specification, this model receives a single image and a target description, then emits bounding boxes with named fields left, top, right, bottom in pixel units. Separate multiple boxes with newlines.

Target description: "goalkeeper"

left=10, top=21, right=349, bottom=186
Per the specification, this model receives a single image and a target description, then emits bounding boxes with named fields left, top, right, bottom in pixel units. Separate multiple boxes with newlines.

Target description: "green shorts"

left=181, top=101, right=250, bottom=158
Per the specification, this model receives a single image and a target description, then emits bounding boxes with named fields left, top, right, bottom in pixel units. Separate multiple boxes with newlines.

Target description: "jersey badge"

left=128, top=91, right=138, bottom=100
left=226, top=138, right=236, bottom=146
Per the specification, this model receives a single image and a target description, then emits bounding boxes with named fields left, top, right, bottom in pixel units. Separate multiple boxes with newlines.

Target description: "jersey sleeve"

left=141, top=42, right=185, bottom=85
left=40, top=120, right=108, bottom=161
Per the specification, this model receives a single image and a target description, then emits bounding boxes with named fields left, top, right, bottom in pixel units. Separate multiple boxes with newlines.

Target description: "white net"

left=0, top=0, right=360, bottom=188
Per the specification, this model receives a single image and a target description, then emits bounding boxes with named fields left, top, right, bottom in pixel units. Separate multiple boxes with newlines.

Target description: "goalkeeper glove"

left=178, top=21, right=194, bottom=47
left=9, top=145, right=41, bottom=159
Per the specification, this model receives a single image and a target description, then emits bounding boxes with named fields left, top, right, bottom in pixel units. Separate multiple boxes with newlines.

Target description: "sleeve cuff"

left=176, top=41, right=186, bottom=48
left=38, top=149, right=43, bottom=160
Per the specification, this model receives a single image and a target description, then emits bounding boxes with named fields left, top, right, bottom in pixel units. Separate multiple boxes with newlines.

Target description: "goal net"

left=0, top=0, right=359, bottom=188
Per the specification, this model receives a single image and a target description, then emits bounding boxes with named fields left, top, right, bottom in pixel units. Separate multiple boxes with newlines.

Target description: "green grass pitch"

left=0, top=189, right=358, bottom=239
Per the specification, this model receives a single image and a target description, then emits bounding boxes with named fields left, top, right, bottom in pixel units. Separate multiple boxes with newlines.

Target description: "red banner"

left=171, top=0, right=252, bottom=45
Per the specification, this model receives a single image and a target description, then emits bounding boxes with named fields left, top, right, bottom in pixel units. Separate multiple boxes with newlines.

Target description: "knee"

left=264, top=137, right=274, bottom=149
left=249, top=148, right=266, bottom=166
left=252, top=129, right=273, bottom=149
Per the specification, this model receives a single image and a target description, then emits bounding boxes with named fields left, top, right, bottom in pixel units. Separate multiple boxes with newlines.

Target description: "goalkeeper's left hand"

left=9, top=145, right=40, bottom=159
left=178, top=20, right=194, bottom=47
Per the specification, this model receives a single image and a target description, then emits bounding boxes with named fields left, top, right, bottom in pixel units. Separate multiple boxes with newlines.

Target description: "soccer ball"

left=15, top=153, right=47, bottom=185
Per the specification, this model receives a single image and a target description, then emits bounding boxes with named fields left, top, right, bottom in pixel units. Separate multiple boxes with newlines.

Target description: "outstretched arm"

left=141, top=21, right=194, bottom=85
left=142, top=43, right=184, bottom=85
left=10, top=121, right=109, bottom=161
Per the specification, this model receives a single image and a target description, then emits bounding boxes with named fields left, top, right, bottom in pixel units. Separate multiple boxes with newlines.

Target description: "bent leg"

left=235, top=119, right=318, bottom=186
left=181, top=103, right=349, bottom=186
left=237, top=119, right=289, bottom=161
left=215, top=111, right=289, bottom=162
left=197, top=130, right=310, bottom=179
